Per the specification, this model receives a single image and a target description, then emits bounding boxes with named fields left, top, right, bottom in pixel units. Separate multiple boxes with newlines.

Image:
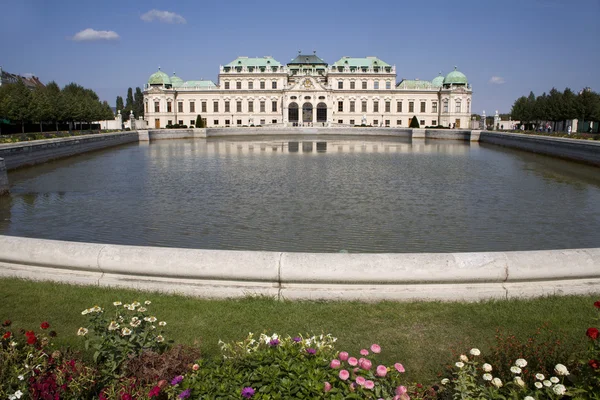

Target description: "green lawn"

left=0, top=277, right=597, bottom=384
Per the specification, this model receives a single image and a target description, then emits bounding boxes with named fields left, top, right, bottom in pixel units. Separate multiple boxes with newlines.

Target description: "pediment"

left=289, top=77, right=327, bottom=91
left=147, top=86, right=164, bottom=94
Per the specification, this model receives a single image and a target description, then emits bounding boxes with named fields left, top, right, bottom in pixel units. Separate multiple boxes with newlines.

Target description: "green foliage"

left=195, top=114, right=205, bottom=128
left=115, top=96, right=124, bottom=115
left=569, top=302, right=600, bottom=399
left=410, top=115, right=420, bottom=128
left=133, top=87, right=144, bottom=118
left=1, top=80, right=32, bottom=133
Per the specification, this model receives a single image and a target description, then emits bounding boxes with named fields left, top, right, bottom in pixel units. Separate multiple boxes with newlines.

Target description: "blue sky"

left=1, top=0, right=598, bottom=114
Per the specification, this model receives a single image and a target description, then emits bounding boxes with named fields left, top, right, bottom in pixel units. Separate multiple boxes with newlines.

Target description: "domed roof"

left=148, top=68, right=171, bottom=85
left=432, top=73, right=444, bottom=87
left=170, top=72, right=184, bottom=87
left=444, top=67, right=467, bottom=85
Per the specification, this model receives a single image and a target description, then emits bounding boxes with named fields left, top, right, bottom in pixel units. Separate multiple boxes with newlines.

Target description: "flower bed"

left=2, top=299, right=600, bottom=399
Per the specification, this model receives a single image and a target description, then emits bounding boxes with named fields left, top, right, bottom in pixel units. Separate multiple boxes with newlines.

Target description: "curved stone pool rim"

left=1, top=235, right=598, bottom=301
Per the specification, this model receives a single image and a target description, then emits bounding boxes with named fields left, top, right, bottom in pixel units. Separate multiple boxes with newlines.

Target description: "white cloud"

left=71, top=28, right=120, bottom=42
left=141, top=9, right=186, bottom=24
left=489, top=76, right=505, bottom=84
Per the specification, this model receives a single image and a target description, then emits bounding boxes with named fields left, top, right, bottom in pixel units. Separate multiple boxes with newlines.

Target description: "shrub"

left=410, top=116, right=420, bottom=128
left=569, top=300, right=600, bottom=397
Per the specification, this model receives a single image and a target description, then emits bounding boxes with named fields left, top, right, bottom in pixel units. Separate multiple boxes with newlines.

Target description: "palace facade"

left=143, top=52, right=472, bottom=129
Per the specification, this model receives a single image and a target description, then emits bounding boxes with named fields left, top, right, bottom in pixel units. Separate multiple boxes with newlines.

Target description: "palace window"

left=385, top=101, right=390, bottom=113
left=409, top=101, right=414, bottom=113
left=260, top=119, right=265, bottom=125
left=272, top=81, right=277, bottom=89
left=236, top=82, right=242, bottom=90
left=214, top=119, right=219, bottom=125
left=318, top=96, right=325, bottom=99
left=455, top=101, right=461, bottom=113
left=467, top=101, right=470, bottom=113
left=385, top=120, right=390, bottom=126
left=178, top=102, right=183, bottom=113
left=272, top=119, right=277, bottom=124
left=225, top=101, right=230, bottom=113
left=386, top=81, right=391, bottom=90
left=420, top=120, right=425, bottom=126
left=260, top=81, right=265, bottom=89
left=260, top=101, right=265, bottom=112
left=213, top=101, right=219, bottom=112
left=167, top=102, right=172, bottom=113
left=432, top=120, right=437, bottom=126
left=248, top=101, right=254, bottom=113
left=338, top=101, right=343, bottom=112
left=338, top=81, right=343, bottom=89
left=248, top=82, right=254, bottom=90
left=397, top=101, right=402, bottom=112
left=190, top=120, right=195, bottom=126
left=350, top=101, right=355, bottom=112
left=373, top=119, right=379, bottom=126
left=338, top=119, right=343, bottom=124
left=237, top=101, right=242, bottom=113
left=432, top=102, right=437, bottom=113
left=272, top=101, right=277, bottom=112
left=443, top=100, right=448, bottom=113
left=167, top=120, right=172, bottom=125
left=362, top=81, right=367, bottom=90
left=374, top=81, right=379, bottom=89
left=224, top=82, right=230, bottom=89
left=373, top=101, right=379, bottom=113
left=362, top=100, right=367, bottom=113
left=350, top=81, right=355, bottom=90
left=202, top=101, right=207, bottom=113
left=350, top=119, right=355, bottom=125
left=225, top=119, right=230, bottom=126
left=190, top=102, right=195, bottom=113
left=237, top=119, right=242, bottom=125
left=178, top=120, right=183, bottom=125
left=154, top=102, right=159, bottom=112
left=397, top=120, right=402, bottom=125
left=420, top=102, right=426, bottom=113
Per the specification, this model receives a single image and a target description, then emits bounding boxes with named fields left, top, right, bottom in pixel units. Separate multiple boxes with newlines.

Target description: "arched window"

left=455, top=101, right=461, bottom=113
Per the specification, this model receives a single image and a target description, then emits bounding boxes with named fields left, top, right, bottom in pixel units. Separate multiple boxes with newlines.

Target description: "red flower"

left=2, top=320, right=10, bottom=327
left=122, top=394, right=132, bottom=400
left=587, top=327, right=599, bottom=340
left=2, top=331, right=11, bottom=340
left=40, top=321, right=50, bottom=330
left=26, top=334, right=37, bottom=345
left=595, top=301, right=600, bottom=309
left=25, top=330, right=35, bottom=337
left=589, top=359, right=600, bottom=369
left=148, top=386, right=161, bottom=398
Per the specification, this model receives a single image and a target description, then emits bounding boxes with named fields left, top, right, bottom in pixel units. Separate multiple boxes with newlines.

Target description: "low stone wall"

left=205, top=127, right=413, bottom=138
left=146, top=129, right=207, bottom=140
left=0, top=159, right=8, bottom=195
left=0, top=131, right=139, bottom=170
left=0, top=235, right=598, bottom=301
left=425, top=129, right=472, bottom=141
left=480, top=131, right=600, bottom=167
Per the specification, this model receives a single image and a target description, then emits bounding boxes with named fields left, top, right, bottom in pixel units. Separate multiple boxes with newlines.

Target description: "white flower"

left=126, top=304, right=136, bottom=311
left=535, top=373, right=545, bottom=380
left=510, top=366, right=522, bottom=374
left=81, top=309, right=90, bottom=315
left=491, top=377, right=503, bottom=388
left=144, top=300, right=151, bottom=305
left=77, top=327, right=88, bottom=336
left=17, top=374, right=24, bottom=381
left=554, top=364, right=569, bottom=376
left=138, top=307, right=147, bottom=313
left=482, top=363, right=493, bottom=372
left=156, top=335, right=164, bottom=342
left=483, top=373, right=493, bottom=381
left=150, top=325, right=156, bottom=330
left=441, top=378, right=450, bottom=385
left=130, top=319, right=141, bottom=328
left=159, top=321, right=167, bottom=326
left=515, top=358, right=528, bottom=368
left=10, top=341, right=17, bottom=347
left=460, top=354, right=469, bottom=362
left=553, top=384, right=566, bottom=395
left=108, top=321, right=120, bottom=331
left=121, top=327, right=132, bottom=336
left=524, top=397, right=534, bottom=400
left=455, top=362, right=464, bottom=368
left=469, top=348, right=481, bottom=356
left=543, top=380, right=551, bottom=387
left=550, top=376, right=559, bottom=383
left=91, top=305, right=102, bottom=313
left=514, top=376, right=525, bottom=387
left=144, top=316, right=157, bottom=323
left=113, top=301, right=122, bottom=306
left=9, top=390, right=23, bottom=399
left=534, top=382, right=543, bottom=389
left=132, top=301, right=140, bottom=307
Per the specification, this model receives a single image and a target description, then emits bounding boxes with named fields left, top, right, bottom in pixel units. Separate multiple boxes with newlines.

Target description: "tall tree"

left=123, top=88, right=134, bottom=121
left=134, top=87, right=144, bottom=118
left=2, top=80, right=32, bottom=133
left=45, top=82, right=62, bottom=132
left=116, top=96, right=124, bottom=114
left=30, top=85, right=52, bottom=132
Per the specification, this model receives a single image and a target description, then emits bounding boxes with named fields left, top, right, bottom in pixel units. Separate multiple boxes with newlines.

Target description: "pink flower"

left=339, top=351, right=349, bottom=361
left=393, top=397, right=401, bottom=400
left=396, top=386, right=407, bottom=395
left=330, top=359, right=341, bottom=369
left=356, top=376, right=366, bottom=386
left=339, top=369, right=350, bottom=380
left=192, top=364, right=199, bottom=371
left=359, top=358, right=366, bottom=367
left=394, top=363, right=405, bottom=373
left=360, top=349, right=369, bottom=356
left=365, top=380, right=375, bottom=390
left=370, top=344, right=381, bottom=353
left=324, top=382, right=332, bottom=392
left=361, top=359, right=372, bottom=371
left=376, top=365, right=388, bottom=377
left=348, top=357, right=358, bottom=366
left=353, top=367, right=360, bottom=374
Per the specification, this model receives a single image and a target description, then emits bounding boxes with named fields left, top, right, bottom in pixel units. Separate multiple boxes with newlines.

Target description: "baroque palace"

left=143, top=52, right=472, bottom=129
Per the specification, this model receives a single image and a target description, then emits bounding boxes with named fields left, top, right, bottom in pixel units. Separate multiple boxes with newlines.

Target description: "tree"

left=2, top=80, right=32, bottom=133
left=510, top=96, right=529, bottom=123
left=116, top=96, right=124, bottom=115
left=134, top=87, right=144, bottom=118
left=30, top=85, right=53, bottom=132
left=45, top=82, right=62, bottom=132
left=123, top=88, right=134, bottom=121
left=409, top=115, right=419, bottom=128
left=195, top=114, right=206, bottom=128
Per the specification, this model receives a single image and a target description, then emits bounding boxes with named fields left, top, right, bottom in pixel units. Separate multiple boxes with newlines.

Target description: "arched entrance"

left=288, top=102, right=299, bottom=123
left=316, top=102, right=327, bottom=123
left=302, top=103, right=313, bottom=123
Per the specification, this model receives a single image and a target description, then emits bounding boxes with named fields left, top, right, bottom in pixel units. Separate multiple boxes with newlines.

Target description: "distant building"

left=143, top=52, right=473, bottom=129
left=0, top=67, right=44, bottom=89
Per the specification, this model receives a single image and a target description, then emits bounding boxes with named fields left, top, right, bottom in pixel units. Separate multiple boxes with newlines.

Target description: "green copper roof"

left=288, top=53, right=327, bottom=65
left=148, top=69, right=171, bottom=85
left=432, top=73, right=444, bottom=87
left=332, top=56, right=390, bottom=68
left=181, top=80, right=216, bottom=88
left=170, top=73, right=184, bottom=87
left=396, top=79, right=434, bottom=90
left=444, top=67, right=468, bottom=85
left=225, top=56, right=282, bottom=67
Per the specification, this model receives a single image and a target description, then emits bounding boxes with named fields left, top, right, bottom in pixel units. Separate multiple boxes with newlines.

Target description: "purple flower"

left=293, top=337, right=302, bottom=343
left=241, top=387, right=255, bottom=398
left=269, top=338, right=280, bottom=347
left=178, top=389, right=191, bottom=399
left=306, top=348, right=316, bottom=355
left=171, top=375, right=183, bottom=385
